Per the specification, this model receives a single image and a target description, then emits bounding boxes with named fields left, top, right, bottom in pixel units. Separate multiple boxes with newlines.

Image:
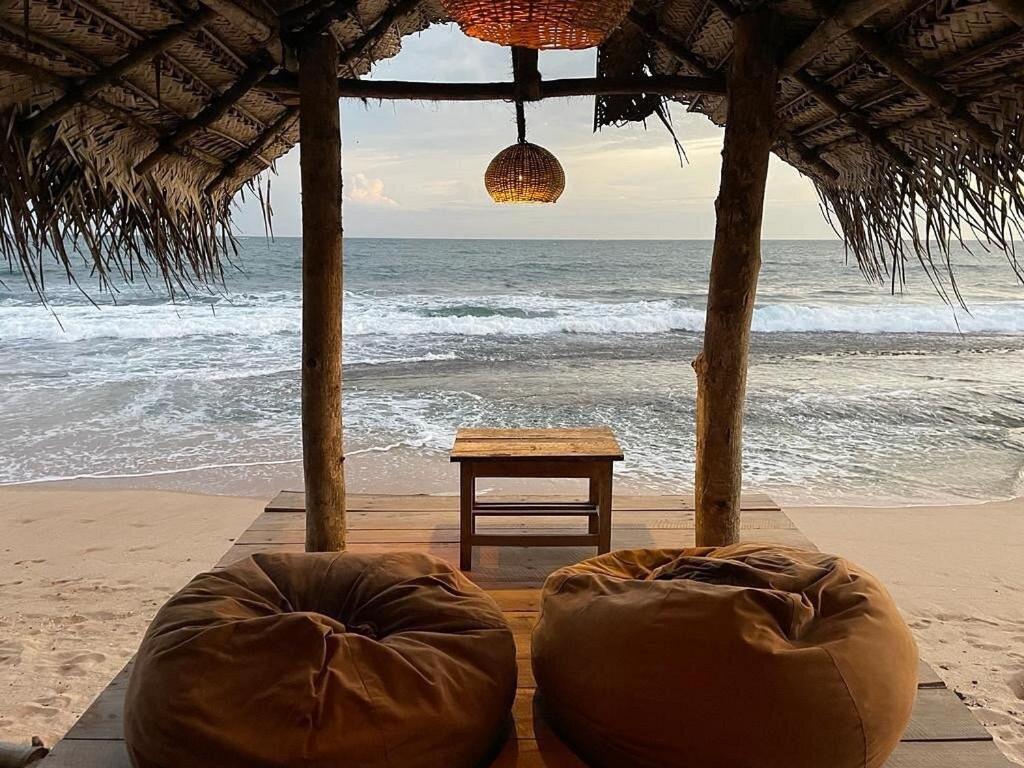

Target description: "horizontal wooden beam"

left=134, top=58, right=275, bottom=175
left=781, top=0, right=893, bottom=75
left=266, top=74, right=727, bottom=102
left=20, top=7, right=217, bottom=137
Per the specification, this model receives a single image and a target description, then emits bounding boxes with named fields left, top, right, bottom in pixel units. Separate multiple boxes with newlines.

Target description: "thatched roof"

left=2, top=0, right=1023, bottom=295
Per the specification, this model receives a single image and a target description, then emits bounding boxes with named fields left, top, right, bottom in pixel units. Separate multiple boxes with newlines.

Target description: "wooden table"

left=450, top=427, right=624, bottom=570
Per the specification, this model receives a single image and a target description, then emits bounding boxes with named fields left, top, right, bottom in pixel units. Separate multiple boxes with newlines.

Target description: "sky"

left=233, top=23, right=839, bottom=240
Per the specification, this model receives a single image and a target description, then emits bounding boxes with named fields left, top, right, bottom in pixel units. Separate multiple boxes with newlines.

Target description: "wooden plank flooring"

left=39, top=493, right=1013, bottom=767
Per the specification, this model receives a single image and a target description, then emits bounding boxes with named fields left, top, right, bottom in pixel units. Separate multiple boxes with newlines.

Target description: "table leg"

left=597, top=461, right=613, bottom=554
left=588, top=473, right=599, bottom=535
left=460, top=462, right=474, bottom=571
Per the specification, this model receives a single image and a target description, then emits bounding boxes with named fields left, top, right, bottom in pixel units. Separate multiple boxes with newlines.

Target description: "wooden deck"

left=40, top=492, right=1013, bottom=767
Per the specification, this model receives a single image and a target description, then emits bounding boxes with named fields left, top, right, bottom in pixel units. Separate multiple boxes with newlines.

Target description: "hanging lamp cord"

left=515, top=100, right=527, bottom=144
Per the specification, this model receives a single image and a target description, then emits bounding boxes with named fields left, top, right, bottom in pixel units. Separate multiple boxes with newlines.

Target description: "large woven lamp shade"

left=485, top=142, right=565, bottom=204
left=441, top=0, right=633, bottom=50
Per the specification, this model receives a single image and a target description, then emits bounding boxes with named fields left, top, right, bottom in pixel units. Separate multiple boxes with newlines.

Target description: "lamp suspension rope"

left=483, top=46, right=566, bottom=204
left=484, top=98, right=565, bottom=204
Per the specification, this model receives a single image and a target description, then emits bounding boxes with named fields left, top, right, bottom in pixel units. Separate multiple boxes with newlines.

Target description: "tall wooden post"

left=299, top=32, right=346, bottom=552
left=693, top=10, right=779, bottom=547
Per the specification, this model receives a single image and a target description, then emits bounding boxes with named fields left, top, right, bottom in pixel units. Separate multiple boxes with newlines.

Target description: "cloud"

left=347, top=173, right=397, bottom=207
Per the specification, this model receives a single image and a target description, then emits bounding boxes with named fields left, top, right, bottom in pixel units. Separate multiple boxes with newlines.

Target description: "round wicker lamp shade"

left=485, top=142, right=566, bottom=204
left=441, top=0, right=633, bottom=50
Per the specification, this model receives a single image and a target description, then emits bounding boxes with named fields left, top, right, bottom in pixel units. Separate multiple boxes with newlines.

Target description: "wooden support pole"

left=299, top=32, right=345, bottom=552
left=693, top=9, right=779, bottom=547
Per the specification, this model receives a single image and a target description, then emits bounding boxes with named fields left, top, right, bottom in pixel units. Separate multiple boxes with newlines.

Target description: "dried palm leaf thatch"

left=649, top=0, right=1024, bottom=296
left=0, top=0, right=436, bottom=298
left=0, top=106, right=232, bottom=297
left=2, top=0, right=1024, bottom=300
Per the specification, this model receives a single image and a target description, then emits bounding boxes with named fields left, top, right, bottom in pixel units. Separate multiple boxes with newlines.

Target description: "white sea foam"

left=4, top=293, right=1024, bottom=341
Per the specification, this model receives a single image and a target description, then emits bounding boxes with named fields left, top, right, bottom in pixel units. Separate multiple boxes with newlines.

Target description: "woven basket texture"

left=441, top=0, right=633, bottom=49
left=485, top=142, right=566, bottom=203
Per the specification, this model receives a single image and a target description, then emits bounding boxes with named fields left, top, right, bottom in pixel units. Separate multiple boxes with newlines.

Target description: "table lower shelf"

left=471, top=533, right=602, bottom=548
left=473, top=501, right=598, bottom=516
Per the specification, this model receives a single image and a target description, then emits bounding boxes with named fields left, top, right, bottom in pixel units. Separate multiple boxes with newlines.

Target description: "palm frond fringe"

left=0, top=108, right=244, bottom=298
left=814, top=101, right=1024, bottom=303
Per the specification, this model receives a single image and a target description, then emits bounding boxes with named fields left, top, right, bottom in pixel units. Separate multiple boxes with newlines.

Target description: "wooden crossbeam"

left=781, top=0, right=893, bottom=75
left=336, top=0, right=421, bottom=72
left=282, top=0, right=359, bottom=36
left=795, top=26, right=1024, bottom=141
left=201, top=0, right=277, bottom=44
left=20, top=7, right=217, bottom=137
left=849, top=28, right=998, bottom=147
left=990, top=0, right=1024, bottom=27
left=792, top=70, right=915, bottom=171
left=0, top=51, right=66, bottom=85
left=628, top=4, right=840, bottom=182
left=134, top=59, right=275, bottom=175
left=627, top=9, right=716, bottom=75
left=264, top=75, right=728, bottom=102
left=778, top=127, right=840, bottom=180
left=206, top=106, right=299, bottom=192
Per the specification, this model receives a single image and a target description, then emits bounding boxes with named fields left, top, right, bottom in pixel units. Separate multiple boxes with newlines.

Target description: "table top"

left=450, top=427, right=624, bottom=462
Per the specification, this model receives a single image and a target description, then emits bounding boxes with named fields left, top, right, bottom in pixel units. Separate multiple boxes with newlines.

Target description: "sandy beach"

left=1, top=485, right=1022, bottom=765
left=0, top=487, right=262, bottom=748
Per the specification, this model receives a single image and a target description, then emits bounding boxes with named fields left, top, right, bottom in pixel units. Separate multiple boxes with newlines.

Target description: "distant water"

left=2, top=238, right=1023, bottom=505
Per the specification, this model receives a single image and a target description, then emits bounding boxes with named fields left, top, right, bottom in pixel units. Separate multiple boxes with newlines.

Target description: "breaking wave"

left=3, top=293, right=1024, bottom=341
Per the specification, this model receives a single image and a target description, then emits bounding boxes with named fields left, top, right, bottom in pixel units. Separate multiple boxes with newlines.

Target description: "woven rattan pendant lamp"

left=485, top=101, right=565, bottom=203
left=441, top=0, right=633, bottom=50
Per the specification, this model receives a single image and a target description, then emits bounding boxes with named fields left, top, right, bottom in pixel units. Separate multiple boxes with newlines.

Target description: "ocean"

left=2, top=238, right=1023, bottom=505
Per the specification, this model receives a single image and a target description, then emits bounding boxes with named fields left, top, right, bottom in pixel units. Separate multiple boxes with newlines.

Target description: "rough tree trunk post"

left=693, top=10, right=779, bottom=547
left=299, top=32, right=346, bottom=552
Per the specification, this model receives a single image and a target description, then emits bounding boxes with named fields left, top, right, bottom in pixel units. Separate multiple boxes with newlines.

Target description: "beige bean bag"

left=125, top=552, right=517, bottom=768
left=532, top=544, right=917, bottom=768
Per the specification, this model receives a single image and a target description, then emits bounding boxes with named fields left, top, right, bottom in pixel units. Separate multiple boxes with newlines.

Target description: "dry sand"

left=790, top=498, right=1024, bottom=765
left=0, top=487, right=261, bottom=747
left=1, top=486, right=1021, bottom=764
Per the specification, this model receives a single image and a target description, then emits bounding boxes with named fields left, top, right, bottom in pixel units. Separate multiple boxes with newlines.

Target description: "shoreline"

left=1, top=485, right=1021, bottom=764
left=4, top=445, right=1018, bottom=509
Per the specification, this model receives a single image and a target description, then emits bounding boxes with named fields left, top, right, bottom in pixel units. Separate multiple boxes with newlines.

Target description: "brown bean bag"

left=532, top=544, right=918, bottom=768
left=125, top=552, right=517, bottom=768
